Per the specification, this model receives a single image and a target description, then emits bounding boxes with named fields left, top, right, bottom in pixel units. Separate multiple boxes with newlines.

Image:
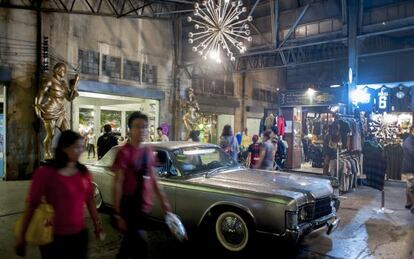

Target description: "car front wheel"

left=92, top=182, right=103, bottom=209
left=214, top=211, right=251, bottom=253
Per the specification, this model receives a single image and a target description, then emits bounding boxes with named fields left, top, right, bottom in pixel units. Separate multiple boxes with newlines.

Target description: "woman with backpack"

left=219, top=124, right=239, bottom=161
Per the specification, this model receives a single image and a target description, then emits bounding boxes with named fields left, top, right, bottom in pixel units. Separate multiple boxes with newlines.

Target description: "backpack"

left=223, top=137, right=235, bottom=154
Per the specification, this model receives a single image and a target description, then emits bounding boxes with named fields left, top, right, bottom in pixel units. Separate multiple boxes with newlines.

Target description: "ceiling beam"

left=278, top=3, right=310, bottom=48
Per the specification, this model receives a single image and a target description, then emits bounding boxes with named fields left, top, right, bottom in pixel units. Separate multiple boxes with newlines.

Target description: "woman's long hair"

left=50, top=130, right=87, bottom=174
left=221, top=124, right=233, bottom=137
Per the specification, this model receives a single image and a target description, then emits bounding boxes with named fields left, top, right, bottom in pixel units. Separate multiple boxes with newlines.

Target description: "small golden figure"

left=182, top=88, right=200, bottom=139
left=34, top=63, right=79, bottom=160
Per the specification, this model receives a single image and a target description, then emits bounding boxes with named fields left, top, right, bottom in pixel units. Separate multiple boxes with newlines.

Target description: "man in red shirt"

left=112, top=111, right=171, bottom=259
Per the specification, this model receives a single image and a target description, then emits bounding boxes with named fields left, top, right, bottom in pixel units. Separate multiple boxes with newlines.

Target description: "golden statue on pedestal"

left=182, top=88, right=200, bottom=139
left=34, top=63, right=79, bottom=160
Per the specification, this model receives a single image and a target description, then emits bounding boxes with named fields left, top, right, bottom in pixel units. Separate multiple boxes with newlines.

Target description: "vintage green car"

left=89, top=141, right=340, bottom=253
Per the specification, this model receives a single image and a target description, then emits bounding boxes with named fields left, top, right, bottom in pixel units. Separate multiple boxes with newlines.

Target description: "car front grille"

left=314, top=197, right=332, bottom=219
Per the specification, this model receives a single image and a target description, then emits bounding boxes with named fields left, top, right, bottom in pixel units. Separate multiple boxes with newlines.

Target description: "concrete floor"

left=0, top=180, right=413, bottom=259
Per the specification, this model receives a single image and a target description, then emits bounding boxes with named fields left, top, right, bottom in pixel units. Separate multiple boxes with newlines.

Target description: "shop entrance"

left=301, top=106, right=335, bottom=174
left=72, top=92, right=159, bottom=163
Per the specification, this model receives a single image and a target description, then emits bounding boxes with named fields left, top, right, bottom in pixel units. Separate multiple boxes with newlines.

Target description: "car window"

left=154, top=150, right=169, bottom=177
left=172, top=146, right=238, bottom=176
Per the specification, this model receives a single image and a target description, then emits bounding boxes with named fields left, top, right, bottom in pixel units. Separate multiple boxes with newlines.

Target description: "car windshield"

left=172, top=146, right=239, bottom=176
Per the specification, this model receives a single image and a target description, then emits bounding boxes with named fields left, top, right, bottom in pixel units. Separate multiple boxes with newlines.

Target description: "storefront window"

left=101, top=110, right=122, bottom=134
left=72, top=92, right=159, bottom=162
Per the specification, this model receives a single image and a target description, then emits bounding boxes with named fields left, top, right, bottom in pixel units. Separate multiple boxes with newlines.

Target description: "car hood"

left=188, top=168, right=333, bottom=202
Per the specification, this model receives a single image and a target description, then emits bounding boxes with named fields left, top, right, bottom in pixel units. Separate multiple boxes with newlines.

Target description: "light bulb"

left=187, top=17, right=192, bottom=22
left=192, top=47, right=197, bottom=52
left=231, top=56, right=236, bottom=61
left=188, top=32, right=193, bottom=38
left=188, top=39, right=193, bottom=44
left=245, top=30, right=250, bottom=35
left=247, top=36, right=252, bottom=42
left=194, top=24, right=199, bottom=29
left=244, top=24, right=249, bottom=29
left=247, top=16, right=253, bottom=22
left=242, top=7, right=246, bottom=12
left=194, top=2, right=199, bottom=8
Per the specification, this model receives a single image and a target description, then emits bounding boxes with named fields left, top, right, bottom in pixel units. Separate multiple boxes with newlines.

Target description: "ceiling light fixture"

left=187, top=0, right=253, bottom=63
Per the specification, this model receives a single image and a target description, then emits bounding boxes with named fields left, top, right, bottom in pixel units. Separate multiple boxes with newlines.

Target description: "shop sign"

left=279, top=88, right=346, bottom=107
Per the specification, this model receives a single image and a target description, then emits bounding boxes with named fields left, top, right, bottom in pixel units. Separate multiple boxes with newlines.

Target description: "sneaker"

left=405, top=204, right=412, bottom=209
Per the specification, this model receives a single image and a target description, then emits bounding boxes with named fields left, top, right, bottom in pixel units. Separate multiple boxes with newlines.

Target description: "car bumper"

left=285, top=212, right=340, bottom=243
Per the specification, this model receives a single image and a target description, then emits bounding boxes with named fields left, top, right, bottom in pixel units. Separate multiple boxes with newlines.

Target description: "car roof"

left=112, top=141, right=219, bottom=152
left=146, top=141, right=218, bottom=151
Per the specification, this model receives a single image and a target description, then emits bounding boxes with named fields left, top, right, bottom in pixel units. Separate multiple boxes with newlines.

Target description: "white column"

left=121, top=110, right=126, bottom=137
left=94, top=106, right=101, bottom=139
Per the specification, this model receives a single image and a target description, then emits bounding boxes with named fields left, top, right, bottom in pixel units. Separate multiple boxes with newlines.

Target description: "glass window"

left=319, top=20, right=332, bottom=34
left=295, top=25, right=306, bottom=38
left=123, top=59, right=140, bottom=81
left=102, top=55, right=121, bottom=79
left=78, top=50, right=99, bottom=75
left=101, top=110, right=122, bottom=135
left=306, top=23, right=318, bottom=36
left=172, top=147, right=239, bottom=176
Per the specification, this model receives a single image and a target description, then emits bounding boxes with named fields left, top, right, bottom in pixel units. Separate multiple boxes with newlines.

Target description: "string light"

left=187, top=0, right=253, bottom=63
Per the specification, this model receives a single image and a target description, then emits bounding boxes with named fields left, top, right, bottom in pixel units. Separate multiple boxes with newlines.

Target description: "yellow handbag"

left=14, top=201, right=54, bottom=246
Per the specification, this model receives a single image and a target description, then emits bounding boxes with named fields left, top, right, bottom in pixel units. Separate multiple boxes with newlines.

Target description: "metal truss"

left=0, top=0, right=196, bottom=19
left=233, top=40, right=348, bottom=72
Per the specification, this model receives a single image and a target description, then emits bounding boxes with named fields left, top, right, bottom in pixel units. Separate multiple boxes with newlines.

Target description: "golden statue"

left=182, top=88, right=200, bottom=139
left=34, top=63, right=79, bottom=160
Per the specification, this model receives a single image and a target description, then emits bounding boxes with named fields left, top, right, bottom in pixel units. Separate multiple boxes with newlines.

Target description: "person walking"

left=156, top=127, right=169, bottom=142
left=402, top=125, right=414, bottom=214
left=15, top=130, right=103, bottom=259
left=247, top=135, right=261, bottom=168
left=255, top=130, right=274, bottom=170
left=112, top=111, right=171, bottom=259
left=219, top=124, right=239, bottom=161
left=87, top=130, right=96, bottom=159
left=97, top=124, right=118, bottom=160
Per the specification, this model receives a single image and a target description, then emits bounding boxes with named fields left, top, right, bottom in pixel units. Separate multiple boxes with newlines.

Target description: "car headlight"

left=285, top=211, right=298, bottom=230
left=299, top=207, right=309, bottom=221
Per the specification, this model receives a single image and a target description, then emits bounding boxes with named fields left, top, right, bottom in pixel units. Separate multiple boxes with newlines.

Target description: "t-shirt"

left=97, top=133, right=118, bottom=159
left=374, top=86, right=391, bottom=113
left=389, top=86, right=412, bottom=112
left=157, top=134, right=169, bottom=142
left=28, top=166, right=93, bottom=235
left=247, top=143, right=261, bottom=168
left=111, top=143, right=156, bottom=214
left=357, top=87, right=377, bottom=112
left=260, top=141, right=274, bottom=170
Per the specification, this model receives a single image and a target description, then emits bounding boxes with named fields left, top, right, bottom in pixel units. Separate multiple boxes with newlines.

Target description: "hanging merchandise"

left=374, top=86, right=392, bottom=113
left=389, top=85, right=413, bottom=112
left=384, top=143, right=403, bottom=180
left=363, top=139, right=387, bottom=191
left=356, top=87, right=377, bottom=112
left=277, top=115, right=286, bottom=137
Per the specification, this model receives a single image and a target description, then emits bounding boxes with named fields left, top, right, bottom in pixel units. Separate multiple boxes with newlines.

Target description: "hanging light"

left=187, top=0, right=253, bottom=63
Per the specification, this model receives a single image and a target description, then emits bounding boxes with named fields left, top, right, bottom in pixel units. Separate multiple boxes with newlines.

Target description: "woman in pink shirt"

left=15, top=130, right=103, bottom=259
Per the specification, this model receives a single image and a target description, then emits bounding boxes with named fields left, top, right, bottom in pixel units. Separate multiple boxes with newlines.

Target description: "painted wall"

left=1, top=10, right=175, bottom=179
left=0, top=9, right=38, bottom=180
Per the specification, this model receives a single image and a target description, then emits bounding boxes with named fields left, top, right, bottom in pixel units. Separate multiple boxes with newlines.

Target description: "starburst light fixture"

left=187, top=0, right=253, bottom=63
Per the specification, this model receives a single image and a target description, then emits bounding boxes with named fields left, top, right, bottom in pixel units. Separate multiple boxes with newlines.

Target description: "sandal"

left=405, top=204, right=412, bottom=209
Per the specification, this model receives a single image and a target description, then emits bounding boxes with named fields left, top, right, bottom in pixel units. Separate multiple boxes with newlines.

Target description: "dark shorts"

left=39, top=229, right=88, bottom=259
